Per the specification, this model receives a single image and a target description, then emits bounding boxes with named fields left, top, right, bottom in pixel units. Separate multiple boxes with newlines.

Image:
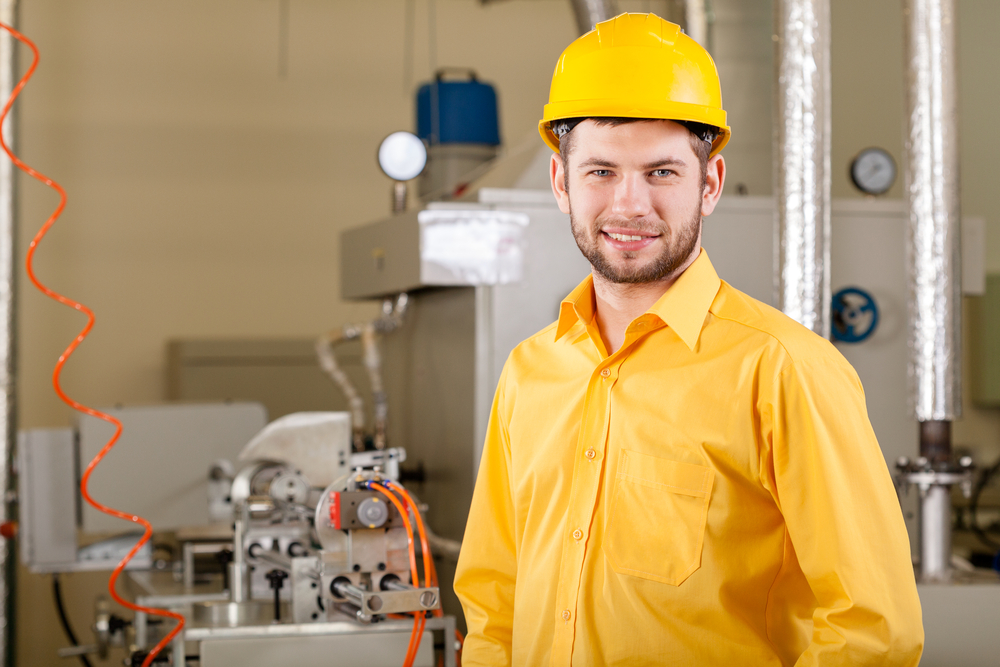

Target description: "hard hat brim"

left=538, top=115, right=731, bottom=158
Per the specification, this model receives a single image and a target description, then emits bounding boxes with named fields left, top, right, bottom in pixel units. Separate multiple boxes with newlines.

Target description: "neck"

left=592, top=248, right=700, bottom=355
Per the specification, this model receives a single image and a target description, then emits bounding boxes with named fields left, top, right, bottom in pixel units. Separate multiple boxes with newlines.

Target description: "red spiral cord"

left=0, top=22, right=184, bottom=667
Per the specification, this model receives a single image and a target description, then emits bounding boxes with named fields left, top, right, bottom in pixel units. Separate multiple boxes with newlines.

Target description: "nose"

left=611, top=172, right=653, bottom=220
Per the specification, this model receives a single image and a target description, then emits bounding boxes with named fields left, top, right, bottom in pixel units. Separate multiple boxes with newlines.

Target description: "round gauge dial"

left=378, top=131, right=427, bottom=182
left=850, top=147, right=896, bottom=195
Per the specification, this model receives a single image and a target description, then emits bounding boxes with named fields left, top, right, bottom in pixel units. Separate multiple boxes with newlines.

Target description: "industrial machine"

left=128, top=416, right=456, bottom=667
left=19, top=405, right=457, bottom=666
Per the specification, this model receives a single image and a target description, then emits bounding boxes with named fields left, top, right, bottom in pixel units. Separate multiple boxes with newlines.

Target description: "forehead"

left=567, top=119, right=696, bottom=165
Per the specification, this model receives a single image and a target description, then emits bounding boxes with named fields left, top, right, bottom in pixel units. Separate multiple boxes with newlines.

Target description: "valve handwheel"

left=831, top=287, right=879, bottom=343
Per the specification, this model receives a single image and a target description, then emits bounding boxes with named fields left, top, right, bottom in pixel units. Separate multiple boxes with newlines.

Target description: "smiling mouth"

left=605, top=232, right=649, bottom=242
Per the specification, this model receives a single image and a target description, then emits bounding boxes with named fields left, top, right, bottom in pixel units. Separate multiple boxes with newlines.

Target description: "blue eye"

left=592, top=170, right=611, bottom=177
left=652, top=169, right=673, bottom=177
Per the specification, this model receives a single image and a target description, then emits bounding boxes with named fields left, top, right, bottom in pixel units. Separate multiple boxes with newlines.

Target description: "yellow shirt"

left=454, top=251, right=923, bottom=666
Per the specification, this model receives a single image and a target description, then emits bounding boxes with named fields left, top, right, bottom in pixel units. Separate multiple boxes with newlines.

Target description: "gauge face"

left=850, top=147, right=896, bottom=195
left=378, top=131, right=427, bottom=182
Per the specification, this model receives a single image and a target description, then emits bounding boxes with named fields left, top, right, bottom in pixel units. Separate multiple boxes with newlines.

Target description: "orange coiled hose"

left=0, top=22, right=184, bottom=667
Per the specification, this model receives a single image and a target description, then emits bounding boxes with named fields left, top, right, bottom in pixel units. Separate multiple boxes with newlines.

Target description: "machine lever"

left=57, top=644, right=100, bottom=658
left=265, top=569, right=289, bottom=622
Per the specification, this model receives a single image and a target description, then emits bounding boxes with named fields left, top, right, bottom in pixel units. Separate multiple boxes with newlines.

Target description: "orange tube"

left=387, top=482, right=433, bottom=586
left=389, top=482, right=465, bottom=664
left=0, top=22, right=183, bottom=667
left=366, top=482, right=423, bottom=667
left=367, top=482, right=419, bottom=587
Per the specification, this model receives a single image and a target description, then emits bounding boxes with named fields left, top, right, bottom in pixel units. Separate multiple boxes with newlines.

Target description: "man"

left=454, top=13, right=923, bottom=666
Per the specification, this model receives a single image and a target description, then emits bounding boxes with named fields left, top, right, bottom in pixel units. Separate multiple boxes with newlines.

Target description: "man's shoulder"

left=508, top=320, right=561, bottom=361
left=709, top=281, right=845, bottom=369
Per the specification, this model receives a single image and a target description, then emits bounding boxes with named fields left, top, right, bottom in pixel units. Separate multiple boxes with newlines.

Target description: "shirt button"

left=572, top=529, right=583, bottom=541
left=585, top=448, right=596, bottom=460
left=562, top=609, right=571, bottom=621
left=600, top=368, right=611, bottom=378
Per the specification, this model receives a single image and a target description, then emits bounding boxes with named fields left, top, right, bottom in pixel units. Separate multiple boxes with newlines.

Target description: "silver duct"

left=0, top=3, right=15, bottom=664
left=773, top=0, right=831, bottom=338
left=569, top=0, right=619, bottom=35
left=904, top=0, right=961, bottom=422
left=684, top=0, right=709, bottom=47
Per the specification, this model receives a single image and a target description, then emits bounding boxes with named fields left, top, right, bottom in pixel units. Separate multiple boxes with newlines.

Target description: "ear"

left=701, top=155, right=726, bottom=217
left=550, top=153, right=571, bottom=215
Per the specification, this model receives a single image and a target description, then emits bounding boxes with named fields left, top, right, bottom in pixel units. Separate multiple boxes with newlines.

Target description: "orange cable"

left=388, top=482, right=443, bottom=667
left=367, top=482, right=419, bottom=586
left=390, top=482, right=464, bottom=664
left=0, top=22, right=183, bottom=667
left=388, top=482, right=432, bottom=587
left=366, top=482, right=423, bottom=667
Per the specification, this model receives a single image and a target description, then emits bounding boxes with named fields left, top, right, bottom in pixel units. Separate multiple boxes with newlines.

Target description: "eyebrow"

left=576, top=157, right=689, bottom=170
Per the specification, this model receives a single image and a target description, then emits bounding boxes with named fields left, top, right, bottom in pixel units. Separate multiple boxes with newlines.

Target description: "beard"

left=570, top=200, right=702, bottom=285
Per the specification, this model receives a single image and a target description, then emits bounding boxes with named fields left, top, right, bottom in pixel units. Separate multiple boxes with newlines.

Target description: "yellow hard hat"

left=539, top=13, right=731, bottom=157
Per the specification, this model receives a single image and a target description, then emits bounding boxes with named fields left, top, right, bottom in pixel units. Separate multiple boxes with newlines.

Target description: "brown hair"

left=558, top=117, right=712, bottom=190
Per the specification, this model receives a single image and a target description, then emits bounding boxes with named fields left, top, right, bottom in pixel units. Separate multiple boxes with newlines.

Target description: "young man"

left=454, top=13, right=923, bottom=666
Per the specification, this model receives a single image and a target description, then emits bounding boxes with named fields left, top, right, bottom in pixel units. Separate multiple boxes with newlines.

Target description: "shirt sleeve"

left=454, top=362, right=517, bottom=666
left=764, top=356, right=924, bottom=666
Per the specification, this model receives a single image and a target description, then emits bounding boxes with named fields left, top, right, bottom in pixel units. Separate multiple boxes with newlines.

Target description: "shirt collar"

left=555, top=249, right=722, bottom=351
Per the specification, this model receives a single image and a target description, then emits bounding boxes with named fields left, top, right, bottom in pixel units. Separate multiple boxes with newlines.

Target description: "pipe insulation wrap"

left=904, top=0, right=961, bottom=421
left=684, top=0, right=709, bottom=47
left=773, top=0, right=831, bottom=339
left=569, top=0, right=619, bottom=35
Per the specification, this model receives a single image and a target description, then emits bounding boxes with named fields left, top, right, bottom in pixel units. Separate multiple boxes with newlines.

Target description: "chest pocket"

left=603, top=449, right=715, bottom=586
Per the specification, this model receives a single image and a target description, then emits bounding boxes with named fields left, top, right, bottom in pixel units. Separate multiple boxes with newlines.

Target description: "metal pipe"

left=904, top=0, right=961, bottom=422
left=920, top=485, right=952, bottom=580
left=0, top=3, right=17, bottom=665
left=684, top=0, right=708, bottom=47
left=568, top=0, right=619, bottom=35
left=773, top=0, right=832, bottom=339
left=919, top=419, right=951, bottom=464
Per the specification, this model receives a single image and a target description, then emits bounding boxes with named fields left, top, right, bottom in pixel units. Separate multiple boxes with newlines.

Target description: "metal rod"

left=392, top=181, right=407, bottom=214
left=0, top=3, right=17, bottom=665
left=333, top=580, right=365, bottom=606
left=904, top=0, right=961, bottom=421
left=253, top=550, right=292, bottom=571
left=920, top=485, right=952, bottom=581
left=381, top=579, right=414, bottom=592
left=773, top=0, right=832, bottom=339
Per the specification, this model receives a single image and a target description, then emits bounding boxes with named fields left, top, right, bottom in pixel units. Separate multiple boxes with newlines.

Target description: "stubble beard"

left=570, top=199, right=703, bottom=285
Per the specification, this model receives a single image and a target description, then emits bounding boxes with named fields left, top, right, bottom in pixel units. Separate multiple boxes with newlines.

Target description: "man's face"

left=550, top=120, right=719, bottom=285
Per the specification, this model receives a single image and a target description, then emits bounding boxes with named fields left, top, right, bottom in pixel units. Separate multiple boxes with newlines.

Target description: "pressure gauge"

left=378, top=131, right=427, bottom=182
left=849, top=147, right=896, bottom=195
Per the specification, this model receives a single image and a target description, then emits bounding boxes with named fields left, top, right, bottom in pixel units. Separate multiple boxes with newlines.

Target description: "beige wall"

left=12, top=0, right=1000, bottom=664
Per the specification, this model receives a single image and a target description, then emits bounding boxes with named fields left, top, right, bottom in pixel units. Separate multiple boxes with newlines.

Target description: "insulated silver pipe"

left=773, top=0, right=831, bottom=339
left=569, top=0, right=619, bottom=35
left=684, top=0, right=708, bottom=47
left=904, top=0, right=961, bottom=421
left=0, top=2, right=16, bottom=665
